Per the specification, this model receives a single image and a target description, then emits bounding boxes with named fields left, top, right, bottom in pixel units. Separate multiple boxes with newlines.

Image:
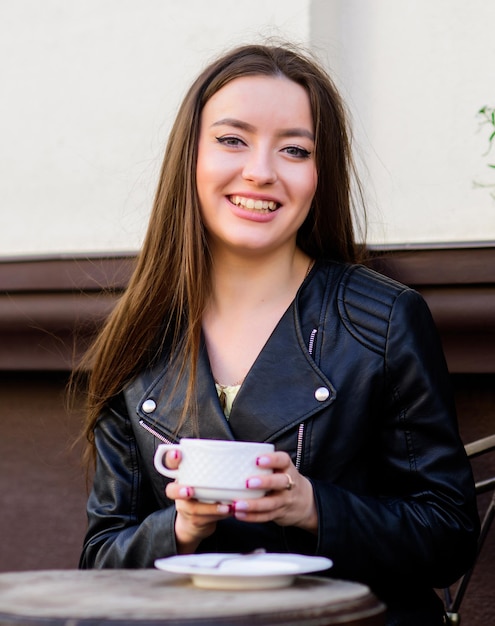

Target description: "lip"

left=226, top=194, right=282, bottom=223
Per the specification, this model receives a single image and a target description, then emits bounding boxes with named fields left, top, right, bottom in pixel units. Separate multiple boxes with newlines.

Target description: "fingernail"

left=217, top=504, right=230, bottom=514
left=234, top=501, right=248, bottom=511
left=179, top=487, right=191, bottom=498
left=246, top=478, right=262, bottom=488
left=256, top=456, right=271, bottom=466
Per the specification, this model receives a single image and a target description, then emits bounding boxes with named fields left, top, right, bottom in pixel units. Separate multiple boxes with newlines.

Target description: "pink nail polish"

left=247, top=478, right=262, bottom=488
left=256, top=455, right=271, bottom=466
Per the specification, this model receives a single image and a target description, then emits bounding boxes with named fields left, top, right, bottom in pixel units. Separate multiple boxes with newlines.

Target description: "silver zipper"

left=295, top=328, right=318, bottom=470
left=308, top=328, right=318, bottom=356
left=139, top=419, right=174, bottom=444
left=295, top=423, right=305, bottom=470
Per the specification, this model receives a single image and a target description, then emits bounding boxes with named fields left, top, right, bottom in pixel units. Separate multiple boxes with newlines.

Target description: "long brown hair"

left=77, top=43, right=367, bottom=464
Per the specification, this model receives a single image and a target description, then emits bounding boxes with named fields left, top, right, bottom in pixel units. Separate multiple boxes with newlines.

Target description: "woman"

left=78, top=44, right=479, bottom=625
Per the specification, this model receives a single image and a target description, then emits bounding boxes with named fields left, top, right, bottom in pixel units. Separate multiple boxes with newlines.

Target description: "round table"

left=0, top=569, right=385, bottom=626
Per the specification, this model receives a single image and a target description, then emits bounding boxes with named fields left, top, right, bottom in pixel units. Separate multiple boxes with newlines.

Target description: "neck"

left=207, top=247, right=311, bottom=313
left=202, top=246, right=313, bottom=388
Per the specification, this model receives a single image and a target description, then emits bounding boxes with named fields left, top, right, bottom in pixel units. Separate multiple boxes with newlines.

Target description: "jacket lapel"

left=134, top=342, right=234, bottom=442
left=228, top=303, right=335, bottom=443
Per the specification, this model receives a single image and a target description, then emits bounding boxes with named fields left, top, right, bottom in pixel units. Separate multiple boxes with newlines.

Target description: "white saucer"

left=154, top=553, right=333, bottom=590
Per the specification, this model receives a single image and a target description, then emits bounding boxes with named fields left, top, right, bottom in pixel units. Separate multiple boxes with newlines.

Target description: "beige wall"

left=1, top=0, right=494, bottom=256
left=0, top=0, right=311, bottom=256
left=311, top=0, right=495, bottom=244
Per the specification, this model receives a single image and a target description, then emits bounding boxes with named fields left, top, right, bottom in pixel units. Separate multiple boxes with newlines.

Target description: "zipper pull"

left=139, top=419, right=174, bottom=444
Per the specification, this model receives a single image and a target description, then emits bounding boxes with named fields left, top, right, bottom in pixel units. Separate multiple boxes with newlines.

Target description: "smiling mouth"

left=229, top=195, right=280, bottom=213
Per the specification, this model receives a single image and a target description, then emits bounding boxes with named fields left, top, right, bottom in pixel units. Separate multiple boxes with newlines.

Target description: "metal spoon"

left=191, top=548, right=267, bottom=569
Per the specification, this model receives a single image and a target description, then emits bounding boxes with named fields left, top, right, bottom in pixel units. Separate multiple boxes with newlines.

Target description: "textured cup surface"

left=153, top=438, right=274, bottom=503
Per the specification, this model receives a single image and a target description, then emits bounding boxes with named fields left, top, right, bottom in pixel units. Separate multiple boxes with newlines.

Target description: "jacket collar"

left=227, top=303, right=335, bottom=442
left=133, top=265, right=337, bottom=443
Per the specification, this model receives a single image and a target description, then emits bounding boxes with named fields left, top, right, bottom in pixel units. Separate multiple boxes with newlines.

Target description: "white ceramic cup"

left=153, top=438, right=274, bottom=503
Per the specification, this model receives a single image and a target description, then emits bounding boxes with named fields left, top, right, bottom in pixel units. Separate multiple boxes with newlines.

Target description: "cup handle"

left=153, top=443, right=181, bottom=478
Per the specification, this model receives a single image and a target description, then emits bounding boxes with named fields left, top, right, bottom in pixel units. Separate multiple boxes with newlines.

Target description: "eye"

left=215, top=135, right=246, bottom=148
left=282, top=146, right=312, bottom=159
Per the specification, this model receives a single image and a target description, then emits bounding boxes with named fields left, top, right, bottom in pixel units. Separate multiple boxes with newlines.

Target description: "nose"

left=242, top=147, right=277, bottom=186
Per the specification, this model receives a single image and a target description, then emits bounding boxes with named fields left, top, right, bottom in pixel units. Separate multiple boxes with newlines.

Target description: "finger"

left=246, top=471, right=297, bottom=494
left=233, top=495, right=286, bottom=523
left=176, top=499, right=233, bottom=518
left=165, top=481, right=195, bottom=500
left=256, top=450, right=292, bottom=470
left=236, top=476, right=317, bottom=530
left=164, top=449, right=182, bottom=470
left=175, top=497, right=234, bottom=520
left=166, top=482, right=234, bottom=517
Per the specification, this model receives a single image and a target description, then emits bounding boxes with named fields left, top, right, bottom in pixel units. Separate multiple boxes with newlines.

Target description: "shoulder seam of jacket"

left=337, top=265, right=408, bottom=355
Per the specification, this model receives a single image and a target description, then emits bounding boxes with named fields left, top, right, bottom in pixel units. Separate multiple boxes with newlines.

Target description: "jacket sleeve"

left=79, top=399, right=178, bottom=568
left=311, top=287, right=479, bottom=590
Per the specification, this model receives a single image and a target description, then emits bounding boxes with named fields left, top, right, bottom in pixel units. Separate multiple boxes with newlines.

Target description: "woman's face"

left=196, top=75, right=317, bottom=258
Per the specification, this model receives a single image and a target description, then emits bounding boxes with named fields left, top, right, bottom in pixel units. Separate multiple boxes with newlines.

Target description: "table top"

left=0, top=569, right=385, bottom=626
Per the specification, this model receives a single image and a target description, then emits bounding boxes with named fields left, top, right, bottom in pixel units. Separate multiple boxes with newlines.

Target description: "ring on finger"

left=284, top=473, right=295, bottom=491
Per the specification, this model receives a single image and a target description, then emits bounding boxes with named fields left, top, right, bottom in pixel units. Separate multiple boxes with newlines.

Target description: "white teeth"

left=230, top=195, right=278, bottom=212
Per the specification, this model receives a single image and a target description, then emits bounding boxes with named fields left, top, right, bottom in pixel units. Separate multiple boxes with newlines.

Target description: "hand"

left=164, top=450, right=233, bottom=553
left=233, top=451, right=318, bottom=533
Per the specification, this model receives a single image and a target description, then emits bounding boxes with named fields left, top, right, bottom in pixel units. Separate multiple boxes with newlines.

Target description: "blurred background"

left=1, top=0, right=494, bottom=256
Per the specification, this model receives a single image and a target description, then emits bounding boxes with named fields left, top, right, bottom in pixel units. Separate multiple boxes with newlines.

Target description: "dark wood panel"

left=369, top=243, right=495, bottom=285
left=0, top=254, right=135, bottom=292
left=1, top=245, right=494, bottom=371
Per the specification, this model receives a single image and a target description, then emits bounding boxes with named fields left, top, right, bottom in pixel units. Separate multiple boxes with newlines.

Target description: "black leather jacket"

left=80, top=261, right=479, bottom=624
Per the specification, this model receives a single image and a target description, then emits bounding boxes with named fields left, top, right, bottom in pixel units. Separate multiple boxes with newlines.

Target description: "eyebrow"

left=211, top=118, right=314, bottom=142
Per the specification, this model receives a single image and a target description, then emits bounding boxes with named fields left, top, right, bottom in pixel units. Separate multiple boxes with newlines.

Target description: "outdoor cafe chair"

left=442, top=433, right=495, bottom=625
